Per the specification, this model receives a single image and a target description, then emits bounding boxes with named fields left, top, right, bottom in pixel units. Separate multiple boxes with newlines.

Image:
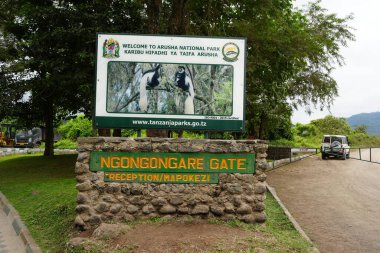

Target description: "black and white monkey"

left=139, top=64, right=161, bottom=112
left=175, top=66, right=195, bottom=114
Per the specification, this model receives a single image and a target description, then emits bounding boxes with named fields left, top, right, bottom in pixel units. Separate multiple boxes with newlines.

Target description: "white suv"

left=321, top=135, right=350, bottom=160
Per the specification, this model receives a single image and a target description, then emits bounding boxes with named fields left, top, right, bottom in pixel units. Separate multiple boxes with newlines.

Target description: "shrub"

left=54, top=139, right=78, bottom=149
left=57, top=115, right=92, bottom=140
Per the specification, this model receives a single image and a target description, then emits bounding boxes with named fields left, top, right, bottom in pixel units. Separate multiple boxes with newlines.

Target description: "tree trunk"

left=168, top=0, right=189, bottom=35
left=43, top=99, right=54, bottom=157
left=98, top=129, right=111, bottom=136
left=258, top=112, right=267, bottom=140
left=113, top=129, right=121, bottom=137
left=146, top=0, right=162, bottom=33
left=147, top=129, right=170, bottom=138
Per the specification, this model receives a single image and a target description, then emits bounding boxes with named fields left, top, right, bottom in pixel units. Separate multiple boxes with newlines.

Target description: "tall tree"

left=0, top=0, right=144, bottom=155
left=188, top=0, right=354, bottom=139
left=0, top=0, right=354, bottom=147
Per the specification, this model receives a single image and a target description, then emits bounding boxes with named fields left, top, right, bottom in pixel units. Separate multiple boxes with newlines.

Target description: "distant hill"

left=347, top=112, right=380, bottom=135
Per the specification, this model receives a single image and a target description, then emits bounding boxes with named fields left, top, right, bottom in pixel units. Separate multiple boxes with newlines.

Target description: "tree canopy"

left=0, top=0, right=354, bottom=155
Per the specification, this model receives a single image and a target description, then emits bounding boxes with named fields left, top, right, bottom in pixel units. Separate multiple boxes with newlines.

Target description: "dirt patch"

left=72, top=220, right=266, bottom=253
left=110, top=221, right=261, bottom=253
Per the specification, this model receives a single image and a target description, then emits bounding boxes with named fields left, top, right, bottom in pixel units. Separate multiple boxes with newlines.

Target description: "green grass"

left=206, top=192, right=313, bottom=253
left=0, top=154, right=77, bottom=252
left=0, top=154, right=313, bottom=253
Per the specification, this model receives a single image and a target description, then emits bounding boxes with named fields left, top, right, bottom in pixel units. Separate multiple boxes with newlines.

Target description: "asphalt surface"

left=267, top=155, right=380, bottom=253
left=0, top=208, right=24, bottom=253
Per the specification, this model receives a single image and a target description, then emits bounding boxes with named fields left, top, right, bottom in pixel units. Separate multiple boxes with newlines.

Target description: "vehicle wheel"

left=322, top=153, right=327, bottom=160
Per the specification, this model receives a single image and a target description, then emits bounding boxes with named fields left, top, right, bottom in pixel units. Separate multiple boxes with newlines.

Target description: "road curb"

left=265, top=182, right=320, bottom=253
left=268, top=154, right=315, bottom=170
left=0, top=191, right=42, bottom=253
left=0, top=148, right=77, bottom=157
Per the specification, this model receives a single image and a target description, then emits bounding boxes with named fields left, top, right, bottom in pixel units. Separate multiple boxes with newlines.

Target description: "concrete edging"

left=0, top=191, right=42, bottom=253
left=269, top=154, right=315, bottom=169
left=0, top=148, right=77, bottom=157
left=265, top=182, right=320, bottom=253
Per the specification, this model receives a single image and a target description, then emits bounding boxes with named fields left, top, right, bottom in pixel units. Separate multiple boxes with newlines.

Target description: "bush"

left=54, top=139, right=78, bottom=149
left=57, top=115, right=92, bottom=140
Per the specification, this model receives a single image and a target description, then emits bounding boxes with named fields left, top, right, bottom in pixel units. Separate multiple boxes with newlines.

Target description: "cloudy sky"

left=292, top=0, right=380, bottom=124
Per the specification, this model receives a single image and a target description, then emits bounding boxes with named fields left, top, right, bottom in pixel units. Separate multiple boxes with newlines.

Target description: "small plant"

left=57, top=115, right=92, bottom=140
left=54, top=139, right=77, bottom=149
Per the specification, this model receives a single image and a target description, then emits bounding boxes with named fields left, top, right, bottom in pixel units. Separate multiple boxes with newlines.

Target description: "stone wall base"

left=75, top=137, right=268, bottom=230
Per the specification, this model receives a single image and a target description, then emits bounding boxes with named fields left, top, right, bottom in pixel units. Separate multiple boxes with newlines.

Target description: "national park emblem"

left=222, top=42, right=240, bottom=62
left=103, top=38, right=120, bottom=58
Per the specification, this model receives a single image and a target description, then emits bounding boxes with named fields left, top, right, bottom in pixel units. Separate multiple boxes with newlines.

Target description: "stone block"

left=178, top=206, right=189, bottom=214
left=210, top=205, right=224, bottom=216
left=95, top=202, right=110, bottom=213
left=76, top=181, right=92, bottom=192
left=254, top=202, right=265, bottom=212
left=191, top=204, right=209, bottom=215
left=88, top=215, right=101, bottom=226
left=159, top=204, right=176, bottom=214
left=254, top=184, right=267, bottom=194
left=75, top=205, right=90, bottom=213
left=142, top=204, right=155, bottom=214
left=236, top=204, right=252, bottom=214
left=151, top=197, right=167, bottom=206
left=77, top=152, right=89, bottom=162
left=169, top=196, right=184, bottom=206
left=254, top=212, right=267, bottom=223
left=110, top=204, right=123, bottom=214
left=240, top=214, right=255, bottom=223
left=127, top=205, right=139, bottom=214
left=224, top=202, right=235, bottom=213
left=75, top=162, right=89, bottom=174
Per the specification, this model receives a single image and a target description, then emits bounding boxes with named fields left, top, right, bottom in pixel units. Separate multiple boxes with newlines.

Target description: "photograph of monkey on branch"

left=107, top=62, right=233, bottom=116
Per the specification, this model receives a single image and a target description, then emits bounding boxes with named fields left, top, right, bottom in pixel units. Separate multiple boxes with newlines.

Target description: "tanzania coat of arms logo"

left=103, top=38, right=120, bottom=58
left=222, top=42, right=240, bottom=62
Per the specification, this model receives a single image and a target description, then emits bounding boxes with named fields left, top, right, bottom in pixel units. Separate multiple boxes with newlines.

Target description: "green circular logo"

left=222, top=42, right=240, bottom=62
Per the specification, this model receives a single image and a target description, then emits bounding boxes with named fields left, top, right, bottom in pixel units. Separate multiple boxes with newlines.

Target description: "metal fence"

left=267, top=146, right=380, bottom=170
left=347, top=147, right=380, bottom=164
left=267, top=146, right=319, bottom=170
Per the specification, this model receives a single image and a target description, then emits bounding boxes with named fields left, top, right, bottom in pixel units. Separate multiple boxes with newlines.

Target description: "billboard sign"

left=95, top=33, right=246, bottom=131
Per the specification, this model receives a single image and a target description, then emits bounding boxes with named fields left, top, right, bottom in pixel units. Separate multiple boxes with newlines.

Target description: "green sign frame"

left=90, top=151, right=255, bottom=184
left=95, top=33, right=247, bottom=132
left=90, top=151, right=255, bottom=173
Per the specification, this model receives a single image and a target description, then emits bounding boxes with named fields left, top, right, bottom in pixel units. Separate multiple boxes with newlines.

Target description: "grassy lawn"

left=0, top=154, right=78, bottom=252
left=0, top=154, right=313, bottom=252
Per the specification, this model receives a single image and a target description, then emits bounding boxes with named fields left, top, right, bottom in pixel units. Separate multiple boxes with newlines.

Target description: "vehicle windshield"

left=323, top=136, right=330, bottom=143
left=331, top=136, right=342, bottom=144
left=16, top=130, right=32, bottom=136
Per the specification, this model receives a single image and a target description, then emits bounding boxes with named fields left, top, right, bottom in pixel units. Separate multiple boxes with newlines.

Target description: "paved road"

left=0, top=208, right=24, bottom=253
left=267, top=155, right=380, bottom=253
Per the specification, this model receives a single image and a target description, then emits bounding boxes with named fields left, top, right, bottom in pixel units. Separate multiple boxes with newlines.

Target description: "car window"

left=323, top=136, right=330, bottom=143
left=331, top=136, right=342, bottom=143
left=342, top=137, right=347, bottom=144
